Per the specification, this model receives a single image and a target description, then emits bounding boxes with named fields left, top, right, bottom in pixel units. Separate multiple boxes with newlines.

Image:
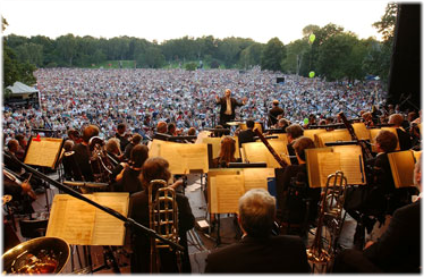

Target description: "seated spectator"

left=205, top=189, right=310, bottom=273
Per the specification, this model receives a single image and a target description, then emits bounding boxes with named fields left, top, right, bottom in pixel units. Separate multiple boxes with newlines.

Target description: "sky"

left=1, top=0, right=391, bottom=44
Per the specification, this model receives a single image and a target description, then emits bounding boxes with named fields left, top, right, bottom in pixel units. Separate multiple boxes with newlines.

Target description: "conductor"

left=216, top=89, right=246, bottom=127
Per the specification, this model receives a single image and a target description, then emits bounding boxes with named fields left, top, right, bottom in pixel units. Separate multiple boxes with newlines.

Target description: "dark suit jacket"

left=396, top=128, right=412, bottom=150
left=363, top=200, right=420, bottom=273
left=205, top=235, right=310, bottom=273
left=217, top=97, right=243, bottom=119
left=238, top=129, right=255, bottom=147
left=268, top=106, right=284, bottom=126
left=73, top=143, right=94, bottom=181
left=129, top=190, right=195, bottom=273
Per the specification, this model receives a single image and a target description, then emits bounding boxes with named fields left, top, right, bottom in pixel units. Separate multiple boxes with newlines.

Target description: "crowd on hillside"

left=2, top=67, right=410, bottom=143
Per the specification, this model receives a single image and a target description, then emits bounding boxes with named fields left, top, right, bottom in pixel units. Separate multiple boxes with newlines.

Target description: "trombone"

left=148, top=179, right=181, bottom=273
left=306, top=170, right=348, bottom=273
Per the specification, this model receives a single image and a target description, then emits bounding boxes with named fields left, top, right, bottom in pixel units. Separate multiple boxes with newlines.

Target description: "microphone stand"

left=3, top=151, right=185, bottom=253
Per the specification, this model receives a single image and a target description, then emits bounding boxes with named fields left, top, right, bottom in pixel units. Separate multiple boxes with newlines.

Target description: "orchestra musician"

left=268, top=99, right=284, bottom=127
left=345, top=130, right=411, bottom=247
left=237, top=119, right=256, bottom=148
left=333, top=157, right=421, bottom=273
left=72, top=125, right=100, bottom=181
left=276, top=137, right=320, bottom=229
left=211, top=136, right=240, bottom=168
left=205, top=189, right=310, bottom=273
left=286, top=124, right=304, bottom=165
left=215, top=89, right=246, bottom=127
left=129, top=157, right=195, bottom=273
left=115, top=123, right=131, bottom=152
left=388, top=113, right=412, bottom=150
left=114, top=144, right=148, bottom=194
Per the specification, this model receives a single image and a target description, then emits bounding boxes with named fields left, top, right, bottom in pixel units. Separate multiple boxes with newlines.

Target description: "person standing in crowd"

left=205, top=189, right=310, bottom=273
left=215, top=89, right=246, bottom=127
left=268, top=99, right=284, bottom=127
left=123, top=133, right=142, bottom=160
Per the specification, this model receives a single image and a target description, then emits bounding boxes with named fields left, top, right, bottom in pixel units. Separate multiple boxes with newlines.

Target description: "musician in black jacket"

left=205, top=189, right=310, bottom=273
left=215, top=89, right=246, bottom=127
left=268, top=99, right=284, bottom=127
left=238, top=119, right=256, bottom=147
left=72, top=125, right=99, bottom=181
left=333, top=157, right=421, bottom=273
left=286, top=124, right=304, bottom=165
left=129, top=157, right=195, bottom=273
left=388, top=113, right=412, bottom=150
left=277, top=136, right=321, bottom=226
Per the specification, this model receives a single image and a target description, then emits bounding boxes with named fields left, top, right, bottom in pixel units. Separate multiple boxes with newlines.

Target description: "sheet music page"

left=46, top=194, right=96, bottom=245
left=46, top=195, right=70, bottom=240
left=209, top=175, right=244, bottom=214
left=202, top=137, right=221, bottom=159
left=318, top=152, right=341, bottom=187
left=195, top=131, right=212, bottom=144
left=306, top=148, right=332, bottom=188
left=159, top=143, right=208, bottom=174
left=243, top=142, right=268, bottom=164
left=353, top=123, right=371, bottom=141
left=304, top=129, right=326, bottom=141
left=24, top=138, right=63, bottom=168
left=267, top=141, right=288, bottom=168
left=388, top=151, right=415, bottom=188
left=243, top=168, right=275, bottom=191
left=333, top=145, right=365, bottom=185
left=91, top=193, right=129, bottom=246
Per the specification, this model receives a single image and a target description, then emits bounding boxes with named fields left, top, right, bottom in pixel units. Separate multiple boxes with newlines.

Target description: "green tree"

left=238, top=42, right=263, bottom=69
left=137, top=46, right=164, bottom=68
left=281, top=39, right=309, bottom=74
left=57, top=34, right=77, bottom=66
left=3, top=18, right=36, bottom=96
left=373, top=3, right=398, bottom=42
left=318, top=33, right=359, bottom=81
left=261, top=37, right=285, bottom=72
left=15, top=42, right=44, bottom=67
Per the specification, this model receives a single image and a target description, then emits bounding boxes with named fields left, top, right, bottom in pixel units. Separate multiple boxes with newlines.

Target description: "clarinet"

left=338, top=112, right=373, bottom=160
left=254, top=129, right=288, bottom=168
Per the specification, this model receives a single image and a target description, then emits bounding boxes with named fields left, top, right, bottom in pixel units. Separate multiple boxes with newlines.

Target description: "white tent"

left=7, top=81, right=39, bottom=96
left=5, top=81, right=40, bottom=107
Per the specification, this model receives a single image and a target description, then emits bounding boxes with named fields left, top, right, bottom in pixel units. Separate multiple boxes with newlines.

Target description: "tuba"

left=306, top=170, right=348, bottom=273
left=88, top=136, right=113, bottom=184
left=148, top=179, right=181, bottom=273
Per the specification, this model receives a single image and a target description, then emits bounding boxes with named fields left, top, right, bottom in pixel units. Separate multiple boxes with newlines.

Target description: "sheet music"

left=318, top=152, right=341, bottom=187
left=92, top=193, right=129, bottom=245
left=388, top=151, right=415, bottom=188
left=333, top=145, right=366, bottom=185
left=46, top=193, right=129, bottom=246
left=243, top=142, right=268, bottom=164
left=316, top=130, right=351, bottom=147
left=159, top=142, right=209, bottom=174
left=202, top=137, right=221, bottom=159
left=24, top=138, right=63, bottom=168
left=352, top=123, right=371, bottom=141
left=304, top=129, right=326, bottom=141
left=46, top=194, right=96, bottom=245
left=209, top=175, right=244, bottom=214
left=243, top=168, right=275, bottom=191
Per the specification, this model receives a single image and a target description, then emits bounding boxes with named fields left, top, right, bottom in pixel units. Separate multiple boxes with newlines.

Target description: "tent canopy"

left=6, top=81, right=39, bottom=95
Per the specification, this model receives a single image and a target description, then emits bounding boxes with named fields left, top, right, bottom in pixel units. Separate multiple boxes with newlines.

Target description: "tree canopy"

left=3, top=4, right=397, bottom=85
